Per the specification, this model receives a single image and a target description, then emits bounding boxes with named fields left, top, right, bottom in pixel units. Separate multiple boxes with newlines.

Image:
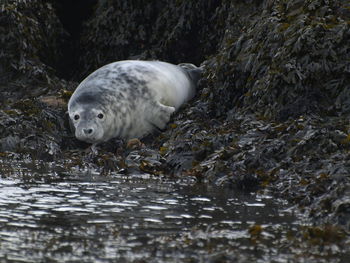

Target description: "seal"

left=68, top=60, right=202, bottom=144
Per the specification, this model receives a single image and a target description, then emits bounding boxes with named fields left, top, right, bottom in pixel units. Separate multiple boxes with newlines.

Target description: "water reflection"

left=0, top=161, right=344, bottom=263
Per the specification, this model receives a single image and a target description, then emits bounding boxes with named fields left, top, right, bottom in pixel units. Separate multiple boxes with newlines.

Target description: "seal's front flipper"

left=148, top=102, right=175, bottom=130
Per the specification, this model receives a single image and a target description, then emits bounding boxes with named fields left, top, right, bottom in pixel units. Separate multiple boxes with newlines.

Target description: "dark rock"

left=0, top=0, right=350, bottom=238
left=0, top=135, right=20, bottom=152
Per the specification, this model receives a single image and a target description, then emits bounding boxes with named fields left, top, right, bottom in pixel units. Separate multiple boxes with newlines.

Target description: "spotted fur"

left=68, top=60, right=201, bottom=144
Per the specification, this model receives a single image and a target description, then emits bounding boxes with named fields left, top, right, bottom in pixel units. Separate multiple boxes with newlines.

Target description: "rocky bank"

left=0, top=0, right=349, bottom=247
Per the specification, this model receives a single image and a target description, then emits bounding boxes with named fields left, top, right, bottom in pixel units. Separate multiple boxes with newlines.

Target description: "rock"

left=0, top=136, right=20, bottom=152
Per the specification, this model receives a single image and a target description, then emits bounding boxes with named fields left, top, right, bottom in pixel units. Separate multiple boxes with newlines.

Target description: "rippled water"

left=0, top=160, right=346, bottom=263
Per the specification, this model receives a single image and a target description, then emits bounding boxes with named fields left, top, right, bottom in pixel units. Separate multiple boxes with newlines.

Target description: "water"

left=0, top=160, right=346, bottom=262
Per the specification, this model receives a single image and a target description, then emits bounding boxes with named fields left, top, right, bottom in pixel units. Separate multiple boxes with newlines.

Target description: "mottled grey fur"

left=68, top=60, right=201, bottom=144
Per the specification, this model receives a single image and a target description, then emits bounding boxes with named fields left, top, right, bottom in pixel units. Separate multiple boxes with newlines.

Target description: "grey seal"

left=68, top=60, right=202, bottom=144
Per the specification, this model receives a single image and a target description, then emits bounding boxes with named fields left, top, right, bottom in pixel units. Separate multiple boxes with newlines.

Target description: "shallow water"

left=0, top=160, right=346, bottom=263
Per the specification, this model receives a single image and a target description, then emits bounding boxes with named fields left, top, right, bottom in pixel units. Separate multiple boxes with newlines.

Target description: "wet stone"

left=0, top=136, right=20, bottom=152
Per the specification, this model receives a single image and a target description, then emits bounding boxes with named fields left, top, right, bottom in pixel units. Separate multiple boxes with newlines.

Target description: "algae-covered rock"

left=0, top=98, right=71, bottom=160
left=0, top=0, right=67, bottom=95
left=0, top=0, right=349, bottom=236
left=78, top=0, right=230, bottom=77
left=205, top=0, right=350, bottom=119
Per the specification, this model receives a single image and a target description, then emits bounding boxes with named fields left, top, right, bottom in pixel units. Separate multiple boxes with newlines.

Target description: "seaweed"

left=0, top=0, right=67, bottom=93
left=0, top=0, right=350, bottom=237
left=204, top=0, right=350, bottom=119
left=77, top=0, right=224, bottom=78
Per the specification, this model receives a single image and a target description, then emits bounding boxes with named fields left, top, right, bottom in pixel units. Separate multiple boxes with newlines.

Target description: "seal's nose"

left=83, top=128, right=94, bottom=135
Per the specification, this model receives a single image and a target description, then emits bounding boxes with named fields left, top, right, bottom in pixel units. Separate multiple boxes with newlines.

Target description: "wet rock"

left=0, top=0, right=68, bottom=96
left=204, top=0, right=350, bottom=119
left=0, top=98, right=71, bottom=160
left=0, top=136, right=20, bottom=152
left=78, top=0, right=227, bottom=77
left=0, top=0, right=349, bottom=242
left=332, top=196, right=350, bottom=230
left=330, top=130, right=348, bottom=145
left=125, top=149, right=166, bottom=176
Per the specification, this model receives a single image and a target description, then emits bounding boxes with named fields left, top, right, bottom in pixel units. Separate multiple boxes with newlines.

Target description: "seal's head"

left=68, top=92, right=113, bottom=144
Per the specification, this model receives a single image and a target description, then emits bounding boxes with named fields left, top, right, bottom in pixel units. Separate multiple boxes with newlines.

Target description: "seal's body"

left=68, top=60, right=201, bottom=144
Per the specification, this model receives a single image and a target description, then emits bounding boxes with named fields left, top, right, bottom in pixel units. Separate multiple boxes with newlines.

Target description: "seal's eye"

left=98, top=113, right=104, bottom=119
left=74, top=114, right=80, bottom=120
